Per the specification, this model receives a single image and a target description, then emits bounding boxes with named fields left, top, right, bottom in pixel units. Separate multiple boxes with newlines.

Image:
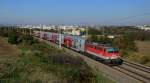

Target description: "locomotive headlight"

left=106, top=57, right=110, bottom=59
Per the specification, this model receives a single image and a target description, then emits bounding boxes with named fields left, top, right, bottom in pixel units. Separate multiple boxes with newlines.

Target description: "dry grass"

left=0, top=37, right=19, bottom=59
left=0, top=37, right=19, bottom=78
left=135, top=41, right=150, bottom=66
left=124, top=41, right=150, bottom=67
left=136, top=41, right=150, bottom=56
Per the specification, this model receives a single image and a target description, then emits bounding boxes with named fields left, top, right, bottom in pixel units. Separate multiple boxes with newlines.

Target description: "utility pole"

left=86, top=26, right=88, bottom=39
left=102, top=26, right=105, bottom=36
left=24, top=28, right=26, bottom=34
left=59, top=25, right=62, bottom=49
left=17, top=27, right=18, bottom=32
left=30, top=27, right=32, bottom=35
left=23, top=28, right=25, bottom=34
left=40, top=24, right=42, bottom=40
left=22, top=28, right=24, bottom=34
left=11, top=26, right=12, bottom=31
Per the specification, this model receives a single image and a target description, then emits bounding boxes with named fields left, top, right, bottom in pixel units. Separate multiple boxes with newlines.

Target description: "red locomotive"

left=33, top=31, right=123, bottom=65
left=85, top=42, right=122, bottom=64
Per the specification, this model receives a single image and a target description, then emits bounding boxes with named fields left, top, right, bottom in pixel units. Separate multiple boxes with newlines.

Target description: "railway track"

left=36, top=37, right=150, bottom=83
left=56, top=45, right=150, bottom=83
left=112, top=61, right=150, bottom=83
left=123, top=60, right=150, bottom=73
left=63, top=46, right=150, bottom=83
left=85, top=51, right=150, bottom=83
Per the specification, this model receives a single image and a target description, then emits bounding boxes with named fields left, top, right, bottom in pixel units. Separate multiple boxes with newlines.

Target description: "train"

left=33, top=30, right=123, bottom=65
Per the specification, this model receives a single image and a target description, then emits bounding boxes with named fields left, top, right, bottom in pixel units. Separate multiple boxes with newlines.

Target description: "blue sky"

left=0, top=0, right=150, bottom=25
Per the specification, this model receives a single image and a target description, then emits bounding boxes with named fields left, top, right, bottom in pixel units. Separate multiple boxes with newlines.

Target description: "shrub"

left=8, top=33, right=19, bottom=44
left=18, top=35, right=34, bottom=45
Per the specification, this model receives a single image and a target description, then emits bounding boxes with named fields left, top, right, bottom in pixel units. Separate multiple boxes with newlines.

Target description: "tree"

left=90, top=35, right=98, bottom=42
left=113, top=35, right=137, bottom=52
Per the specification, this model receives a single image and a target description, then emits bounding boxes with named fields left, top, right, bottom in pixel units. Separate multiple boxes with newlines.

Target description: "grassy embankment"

left=123, top=41, right=150, bottom=67
left=0, top=37, right=19, bottom=79
left=0, top=36, right=114, bottom=83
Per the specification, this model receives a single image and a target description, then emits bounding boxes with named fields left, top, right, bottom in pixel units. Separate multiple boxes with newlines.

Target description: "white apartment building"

left=137, top=25, right=150, bottom=31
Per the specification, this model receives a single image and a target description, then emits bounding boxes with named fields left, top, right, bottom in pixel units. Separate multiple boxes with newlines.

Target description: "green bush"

left=21, top=35, right=34, bottom=45
left=8, top=33, right=19, bottom=44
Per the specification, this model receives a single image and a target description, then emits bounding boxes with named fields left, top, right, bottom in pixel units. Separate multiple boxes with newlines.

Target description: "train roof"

left=87, top=42, right=114, bottom=48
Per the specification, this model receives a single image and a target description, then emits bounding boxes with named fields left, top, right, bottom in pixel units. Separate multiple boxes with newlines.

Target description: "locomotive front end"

left=104, top=47, right=123, bottom=65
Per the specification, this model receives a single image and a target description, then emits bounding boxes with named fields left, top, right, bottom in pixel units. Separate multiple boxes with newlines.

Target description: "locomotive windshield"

left=107, top=48, right=119, bottom=53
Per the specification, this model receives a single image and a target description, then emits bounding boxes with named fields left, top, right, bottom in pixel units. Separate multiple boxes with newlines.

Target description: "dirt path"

left=0, top=37, right=19, bottom=60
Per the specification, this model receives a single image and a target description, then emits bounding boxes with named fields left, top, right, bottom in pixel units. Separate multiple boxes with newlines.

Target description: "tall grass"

left=0, top=41, right=95, bottom=83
